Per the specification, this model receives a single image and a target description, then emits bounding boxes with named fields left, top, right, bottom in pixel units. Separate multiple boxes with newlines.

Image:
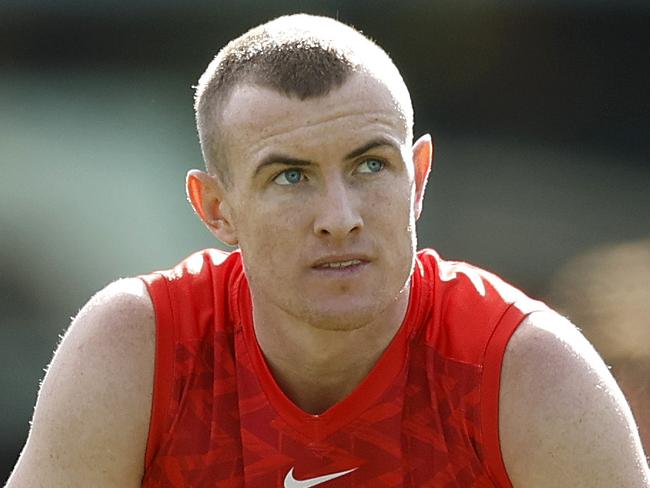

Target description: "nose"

left=313, top=178, right=363, bottom=239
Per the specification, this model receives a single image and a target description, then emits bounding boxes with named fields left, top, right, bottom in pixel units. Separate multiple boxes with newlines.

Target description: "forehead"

left=219, top=73, right=410, bottom=175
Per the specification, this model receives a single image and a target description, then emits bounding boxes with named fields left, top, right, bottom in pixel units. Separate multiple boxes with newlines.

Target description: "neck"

left=251, top=287, right=410, bottom=414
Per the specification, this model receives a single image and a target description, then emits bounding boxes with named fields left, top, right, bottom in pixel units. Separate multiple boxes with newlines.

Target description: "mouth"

left=311, top=255, right=371, bottom=275
left=315, top=259, right=363, bottom=269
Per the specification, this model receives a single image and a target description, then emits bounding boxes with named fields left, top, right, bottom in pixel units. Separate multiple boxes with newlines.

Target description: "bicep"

left=6, top=278, right=155, bottom=488
left=499, top=310, right=649, bottom=488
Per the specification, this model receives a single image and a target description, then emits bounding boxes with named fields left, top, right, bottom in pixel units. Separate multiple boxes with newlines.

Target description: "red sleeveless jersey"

left=139, top=249, right=546, bottom=487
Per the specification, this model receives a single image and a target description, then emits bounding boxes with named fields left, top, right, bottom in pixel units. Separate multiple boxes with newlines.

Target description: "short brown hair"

left=194, top=14, right=411, bottom=186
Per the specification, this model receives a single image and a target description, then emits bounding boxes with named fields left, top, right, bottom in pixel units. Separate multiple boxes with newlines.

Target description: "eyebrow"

left=253, top=137, right=399, bottom=177
left=344, top=137, right=398, bottom=160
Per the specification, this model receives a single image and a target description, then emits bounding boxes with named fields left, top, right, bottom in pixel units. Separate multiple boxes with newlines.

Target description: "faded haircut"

left=194, top=13, right=413, bottom=187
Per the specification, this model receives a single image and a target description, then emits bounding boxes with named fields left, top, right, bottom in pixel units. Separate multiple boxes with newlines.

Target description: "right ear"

left=186, top=169, right=238, bottom=246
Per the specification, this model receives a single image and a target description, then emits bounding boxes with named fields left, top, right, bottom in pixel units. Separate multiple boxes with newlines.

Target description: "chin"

left=295, top=295, right=396, bottom=332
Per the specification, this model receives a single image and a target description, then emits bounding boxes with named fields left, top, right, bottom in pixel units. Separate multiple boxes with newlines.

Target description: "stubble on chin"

left=291, top=275, right=412, bottom=333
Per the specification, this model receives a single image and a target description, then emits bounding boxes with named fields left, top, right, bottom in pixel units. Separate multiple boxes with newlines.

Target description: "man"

left=6, top=13, right=649, bottom=488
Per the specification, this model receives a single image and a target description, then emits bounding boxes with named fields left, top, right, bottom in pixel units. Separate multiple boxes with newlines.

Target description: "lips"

left=316, top=259, right=362, bottom=269
left=311, top=255, right=371, bottom=269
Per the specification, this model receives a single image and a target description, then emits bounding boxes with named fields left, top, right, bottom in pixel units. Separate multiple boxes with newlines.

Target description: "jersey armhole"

left=139, top=274, right=176, bottom=470
left=480, top=302, right=530, bottom=488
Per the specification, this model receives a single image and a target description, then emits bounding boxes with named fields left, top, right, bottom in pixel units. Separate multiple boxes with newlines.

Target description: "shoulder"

left=63, top=278, right=156, bottom=377
left=41, top=277, right=155, bottom=415
left=142, top=248, right=242, bottom=302
left=499, top=310, right=649, bottom=487
left=142, top=248, right=239, bottom=283
left=417, top=249, right=529, bottom=302
left=77, top=276, right=155, bottom=330
left=416, top=249, right=543, bottom=362
left=6, top=278, right=155, bottom=487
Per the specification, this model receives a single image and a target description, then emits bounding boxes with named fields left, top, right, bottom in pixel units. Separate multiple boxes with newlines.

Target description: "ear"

left=412, top=133, right=433, bottom=220
left=186, top=169, right=238, bottom=246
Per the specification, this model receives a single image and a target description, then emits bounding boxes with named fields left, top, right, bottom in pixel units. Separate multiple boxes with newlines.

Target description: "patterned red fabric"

left=139, top=249, right=546, bottom=487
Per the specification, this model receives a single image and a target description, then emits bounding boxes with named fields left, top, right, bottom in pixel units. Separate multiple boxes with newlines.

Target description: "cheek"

left=366, top=182, right=413, bottom=227
left=366, top=183, right=416, bottom=267
left=237, top=201, right=307, bottom=256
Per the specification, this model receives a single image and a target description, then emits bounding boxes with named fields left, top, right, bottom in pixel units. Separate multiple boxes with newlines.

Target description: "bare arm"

left=5, top=278, right=155, bottom=488
left=500, top=310, right=649, bottom=487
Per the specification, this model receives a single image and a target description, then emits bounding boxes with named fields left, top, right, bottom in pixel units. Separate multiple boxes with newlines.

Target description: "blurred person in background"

left=547, top=237, right=650, bottom=455
left=5, top=13, right=649, bottom=488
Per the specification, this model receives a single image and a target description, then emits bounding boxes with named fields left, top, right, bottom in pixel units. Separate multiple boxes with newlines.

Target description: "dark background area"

left=1, top=1, right=648, bottom=481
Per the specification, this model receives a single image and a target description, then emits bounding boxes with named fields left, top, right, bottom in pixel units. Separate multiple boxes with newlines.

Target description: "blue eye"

left=358, top=158, right=384, bottom=174
left=273, top=168, right=304, bottom=185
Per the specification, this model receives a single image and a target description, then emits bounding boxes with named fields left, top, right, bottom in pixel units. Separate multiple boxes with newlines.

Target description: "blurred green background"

left=1, top=1, right=648, bottom=480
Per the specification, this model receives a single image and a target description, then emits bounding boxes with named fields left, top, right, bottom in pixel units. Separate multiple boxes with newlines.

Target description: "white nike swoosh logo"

left=284, top=467, right=358, bottom=487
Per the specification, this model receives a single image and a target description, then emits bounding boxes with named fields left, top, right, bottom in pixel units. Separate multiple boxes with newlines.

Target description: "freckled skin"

left=220, top=73, right=420, bottom=331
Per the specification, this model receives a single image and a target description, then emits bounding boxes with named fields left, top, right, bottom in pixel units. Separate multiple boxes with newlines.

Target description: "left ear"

left=412, top=133, right=433, bottom=220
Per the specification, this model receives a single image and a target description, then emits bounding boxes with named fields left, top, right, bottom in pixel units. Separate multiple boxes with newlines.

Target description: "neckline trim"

left=236, top=264, right=425, bottom=442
